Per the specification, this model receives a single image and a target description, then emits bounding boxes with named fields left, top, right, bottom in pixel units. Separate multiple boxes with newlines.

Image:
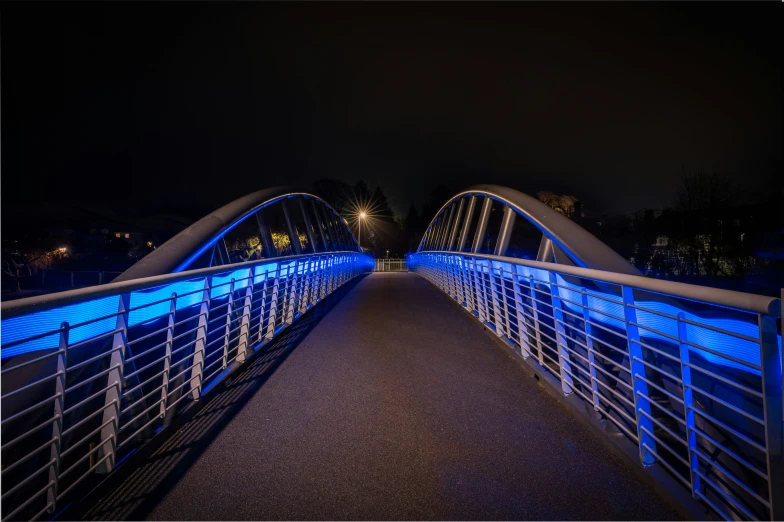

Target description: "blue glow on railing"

left=1, top=296, right=120, bottom=359
left=128, top=279, right=207, bottom=326
left=209, top=268, right=253, bottom=298
left=414, top=253, right=781, bottom=375
left=1, top=254, right=369, bottom=361
left=253, top=263, right=279, bottom=284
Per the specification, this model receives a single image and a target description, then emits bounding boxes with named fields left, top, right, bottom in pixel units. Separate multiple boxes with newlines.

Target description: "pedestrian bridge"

left=1, top=186, right=781, bottom=521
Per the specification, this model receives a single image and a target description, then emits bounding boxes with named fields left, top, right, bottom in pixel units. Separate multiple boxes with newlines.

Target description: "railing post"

left=462, top=258, right=474, bottom=310
left=622, top=285, right=656, bottom=466
left=257, top=270, right=269, bottom=341
left=266, top=265, right=281, bottom=339
left=456, top=257, right=468, bottom=307
left=580, top=290, right=601, bottom=412
left=489, top=263, right=505, bottom=337
left=237, top=279, right=253, bottom=363
left=549, top=272, right=572, bottom=395
left=223, top=279, right=235, bottom=370
left=512, top=276, right=532, bottom=359
left=317, top=258, right=326, bottom=301
left=299, top=260, right=309, bottom=313
left=191, top=278, right=210, bottom=400
left=47, top=322, right=68, bottom=513
left=160, top=294, right=176, bottom=418
left=678, top=312, right=700, bottom=500
left=285, top=263, right=296, bottom=324
left=760, top=310, right=783, bottom=521
left=528, top=275, right=546, bottom=367
left=473, top=260, right=487, bottom=323
left=97, top=292, right=129, bottom=474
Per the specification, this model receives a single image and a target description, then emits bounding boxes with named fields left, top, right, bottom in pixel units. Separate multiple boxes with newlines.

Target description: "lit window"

left=125, top=233, right=130, bottom=239
left=115, top=233, right=121, bottom=238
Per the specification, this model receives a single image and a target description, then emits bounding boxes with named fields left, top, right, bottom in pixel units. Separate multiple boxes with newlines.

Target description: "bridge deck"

left=78, top=273, right=676, bottom=521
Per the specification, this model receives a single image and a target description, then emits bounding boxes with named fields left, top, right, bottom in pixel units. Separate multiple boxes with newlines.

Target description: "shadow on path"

left=63, top=274, right=368, bottom=521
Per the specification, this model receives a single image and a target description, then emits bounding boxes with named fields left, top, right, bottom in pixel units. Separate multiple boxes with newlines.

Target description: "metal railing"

left=373, top=259, right=408, bottom=272
left=0, top=252, right=372, bottom=521
left=410, top=251, right=782, bottom=521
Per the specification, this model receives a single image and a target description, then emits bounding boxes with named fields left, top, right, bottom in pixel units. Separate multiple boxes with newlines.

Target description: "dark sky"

left=2, top=2, right=781, bottom=222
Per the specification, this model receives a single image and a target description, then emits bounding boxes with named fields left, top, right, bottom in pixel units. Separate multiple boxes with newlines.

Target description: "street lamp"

left=358, top=211, right=367, bottom=250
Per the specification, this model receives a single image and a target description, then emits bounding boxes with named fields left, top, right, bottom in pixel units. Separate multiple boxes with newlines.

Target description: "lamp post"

left=358, top=211, right=366, bottom=250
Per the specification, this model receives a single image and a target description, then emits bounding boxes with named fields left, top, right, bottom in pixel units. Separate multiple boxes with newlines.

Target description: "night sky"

left=2, top=2, right=781, bottom=224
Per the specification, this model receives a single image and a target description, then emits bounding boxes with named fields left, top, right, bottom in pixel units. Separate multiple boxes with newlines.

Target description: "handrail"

left=1, top=252, right=361, bottom=320
left=425, top=250, right=781, bottom=317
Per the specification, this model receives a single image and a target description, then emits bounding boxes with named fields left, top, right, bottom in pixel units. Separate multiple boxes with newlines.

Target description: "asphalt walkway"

left=79, top=272, right=676, bottom=521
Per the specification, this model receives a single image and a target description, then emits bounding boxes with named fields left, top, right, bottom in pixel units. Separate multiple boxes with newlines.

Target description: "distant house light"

left=115, top=233, right=121, bottom=238
left=125, top=233, right=130, bottom=239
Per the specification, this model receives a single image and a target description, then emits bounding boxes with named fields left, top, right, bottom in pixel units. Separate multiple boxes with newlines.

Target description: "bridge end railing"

left=0, top=252, right=373, bottom=521
left=410, top=251, right=782, bottom=521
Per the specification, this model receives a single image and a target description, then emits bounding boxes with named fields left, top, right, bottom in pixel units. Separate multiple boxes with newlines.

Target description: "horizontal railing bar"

left=695, top=470, right=758, bottom=521
left=127, top=324, right=170, bottom=346
left=61, top=399, right=118, bottom=437
left=686, top=384, right=765, bottom=425
left=688, top=408, right=767, bottom=453
left=3, top=480, right=55, bottom=521
left=0, top=349, right=64, bottom=375
left=122, top=356, right=167, bottom=381
left=56, top=452, right=113, bottom=501
left=65, top=364, right=122, bottom=395
left=643, top=393, right=688, bottom=428
left=641, top=443, right=692, bottom=489
left=0, top=438, right=55, bottom=476
left=1, top=371, right=64, bottom=401
left=1, top=251, right=361, bottom=320
left=59, top=434, right=115, bottom=480
left=585, top=333, right=629, bottom=359
left=1, top=459, right=55, bottom=500
left=116, top=412, right=164, bottom=450
left=122, top=368, right=167, bottom=398
left=120, top=384, right=166, bottom=416
left=423, top=251, right=780, bottom=316
left=60, top=417, right=116, bottom=459
left=684, top=363, right=763, bottom=399
left=678, top=315, right=760, bottom=343
left=595, top=395, right=639, bottom=439
left=639, top=424, right=689, bottom=468
left=119, top=397, right=164, bottom=431
left=124, top=339, right=170, bottom=364
left=692, top=426, right=769, bottom=481
left=594, top=378, right=636, bottom=410
left=1, top=393, right=60, bottom=426
left=631, top=356, right=683, bottom=384
left=63, top=381, right=120, bottom=415
left=693, top=448, right=770, bottom=508
left=630, top=339, right=682, bottom=364
left=66, top=344, right=122, bottom=372
left=585, top=319, right=628, bottom=341
left=629, top=321, right=680, bottom=342
left=634, top=375, right=684, bottom=406
left=1, top=415, right=58, bottom=450
left=681, top=339, right=762, bottom=371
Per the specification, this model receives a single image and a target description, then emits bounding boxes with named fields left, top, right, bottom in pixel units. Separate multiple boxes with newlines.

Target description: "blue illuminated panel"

left=1, top=296, right=120, bottom=358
